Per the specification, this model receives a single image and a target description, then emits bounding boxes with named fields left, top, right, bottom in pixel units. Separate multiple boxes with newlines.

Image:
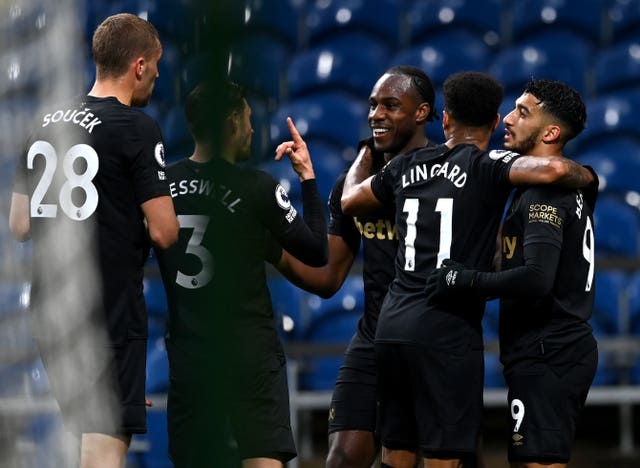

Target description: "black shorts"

left=504, top=337, right=598, bottom=463
left=375, top=341, right=484, bottom=457
left=39, top=337, right=147, bottom=435
left=328, top=331, right=378, bottom=434
left=167, top=342, right=297, bottom=466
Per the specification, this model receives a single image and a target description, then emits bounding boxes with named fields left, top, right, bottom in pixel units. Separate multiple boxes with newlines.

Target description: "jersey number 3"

left=176, top=214, right=213, bottom=289
left=28, top=140, right=99, bottom=221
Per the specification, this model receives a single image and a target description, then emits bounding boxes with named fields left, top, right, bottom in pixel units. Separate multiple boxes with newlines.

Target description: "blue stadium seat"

left=304, top=140, right=348, bottom=201
left=404, top=0, right=503, bottom=49
left=483, top=298, right=500, bottom=341
left=268, top=276, right=305, bottom=341
left=143, top=276, right=168, bottom=319
left=484, top=353, right=506, bottom=388
left=593, top=40, right=640, bottom=95
left=270, top=92, right=369, bottom=152
left=142, top=0, right=198, bottom=46
left=146, top=332, right=169, bottom=393
left=153, top=38, right=182, bottom=107
left=389, top=29, right=492, bottom=90
left=488, top=43, right=589, bottom=97
left=287, top=44, right=386, bottom=100
left=606, top=0, right=640, bottom=45
left=627, top=271, right=640, bottom=335
left=161, top=104, right=191, bottom=157
left=228, top=33, right=289, bottom=103
left=592, top=270, right=629, bottom=336
left=509, top=0, right=606, bottom=49
left=84, top=0, right=141, bottom=39
left=576, top=138, right=640, bottom=194
left=593, top=195, right=640, bottom=257
left=180, top=53, right=209, bottom=100
left=571, top=91, right=640, bottom=153
left=243, top=0, right=304, bottom=49
left=303, top=0, right=401, bottom=52
left=296, top=274, right=363, bottom=390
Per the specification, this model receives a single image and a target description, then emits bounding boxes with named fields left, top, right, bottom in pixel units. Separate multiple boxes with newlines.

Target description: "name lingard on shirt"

left=42, top=107, right=102, bottom=134
left=170, top=178, right=241, bottom=213
left=401, top=161, right=467, bottom=188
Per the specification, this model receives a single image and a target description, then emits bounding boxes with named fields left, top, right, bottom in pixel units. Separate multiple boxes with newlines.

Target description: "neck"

left=88, top=79, right=133, bottom=106
left=387, top=133, right=430, bottom=162
left=445, top=129, right=490, bottom=151
left=189, top=143, right=213, bottom=163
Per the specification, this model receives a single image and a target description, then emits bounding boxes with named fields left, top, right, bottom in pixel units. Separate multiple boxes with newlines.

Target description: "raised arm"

left=508, top=155, right=595, bottom=188
left=270, top=117, right=328, bottom=266
left=341, top=144, right=382, bottom=216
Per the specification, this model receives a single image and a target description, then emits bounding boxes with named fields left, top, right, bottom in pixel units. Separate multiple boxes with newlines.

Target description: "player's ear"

left=415, top=102, right=430, bottom=124
left=541, top=124, right=561, bottom=144
left=134, top=57, right=145, bottom=79
left=228, top=111, right=240, bottom=134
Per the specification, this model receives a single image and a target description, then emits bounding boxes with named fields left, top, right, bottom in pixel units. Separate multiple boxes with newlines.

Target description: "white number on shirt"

left=583, top=216, right=595, bottom=292
left=176, top=214, right=213, bottom=289
left=28, top=140, right=99, bottom=220
left=402, top=197, right=453, bottom=271
left=511, top=398, right=525, bottom=432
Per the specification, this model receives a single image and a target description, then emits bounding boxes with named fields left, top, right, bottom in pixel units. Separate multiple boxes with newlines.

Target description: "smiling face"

left=502, top=92, right=548, bottom=155
left=368, top=73, right=428, bottom=155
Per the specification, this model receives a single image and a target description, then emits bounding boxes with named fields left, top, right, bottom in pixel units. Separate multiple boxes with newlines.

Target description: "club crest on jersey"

left=275, top=184, right=291, bottom=210
left=488, top=149, right=517, bottom=163
left=154, top=142, right=166, bottom=168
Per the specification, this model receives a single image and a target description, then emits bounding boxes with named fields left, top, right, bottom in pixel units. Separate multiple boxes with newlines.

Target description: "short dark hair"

left=185, top=81, right=246, bottom=143
left=442, top=71, right=503, bottom=128
left=92, top=13, right=160, bottom=79
left=385, top=65, right=439, bottom=121
left=523, top=78, right=586, bottom=143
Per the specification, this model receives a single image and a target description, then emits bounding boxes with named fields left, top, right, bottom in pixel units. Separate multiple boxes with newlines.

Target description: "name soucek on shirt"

left=371, top=144, right=520, bottom=348
left=498, top=182, right=599, bottom=366
left=13, top=96, right=169, bottom=345
left=156, top=158, right=322, bottom=372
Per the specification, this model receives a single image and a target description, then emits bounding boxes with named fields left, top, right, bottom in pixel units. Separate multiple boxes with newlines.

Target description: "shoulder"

left=486, top=149, right=520, bottom=163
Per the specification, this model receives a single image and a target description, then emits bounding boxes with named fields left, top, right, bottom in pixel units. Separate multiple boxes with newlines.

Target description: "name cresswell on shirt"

left=169, top=178, right=242, bottom=213
left=402, top=161, right=467, bottom=188
left=42, top=106, right=102, bottom=133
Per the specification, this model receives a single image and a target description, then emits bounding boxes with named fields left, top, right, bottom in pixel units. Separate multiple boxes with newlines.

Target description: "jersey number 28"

left=28, top=140, right=99, bottom=221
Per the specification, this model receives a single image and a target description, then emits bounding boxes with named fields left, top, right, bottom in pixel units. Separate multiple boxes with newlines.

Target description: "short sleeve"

left=370, top=158, right=399, bottom=206
left=130, top=114, right=171, bottom=204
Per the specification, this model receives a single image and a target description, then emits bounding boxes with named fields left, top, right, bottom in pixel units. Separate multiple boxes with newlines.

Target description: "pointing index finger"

left=286, top=117, right=302, bottom=142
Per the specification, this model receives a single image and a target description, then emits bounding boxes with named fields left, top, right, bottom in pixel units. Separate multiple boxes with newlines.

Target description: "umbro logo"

left=445, top=270, right=457, bottom=286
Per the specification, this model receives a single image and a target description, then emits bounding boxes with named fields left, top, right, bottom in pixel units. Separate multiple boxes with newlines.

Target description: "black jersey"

left=13, top=95, right=169, bottom=345
left=327, top=150, right=398, bottom=342
left=370, top=144, right=519, bottom=346
left=499, top=184, right=598, bottom=364
left=158, top=158, right=326, bottom=371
